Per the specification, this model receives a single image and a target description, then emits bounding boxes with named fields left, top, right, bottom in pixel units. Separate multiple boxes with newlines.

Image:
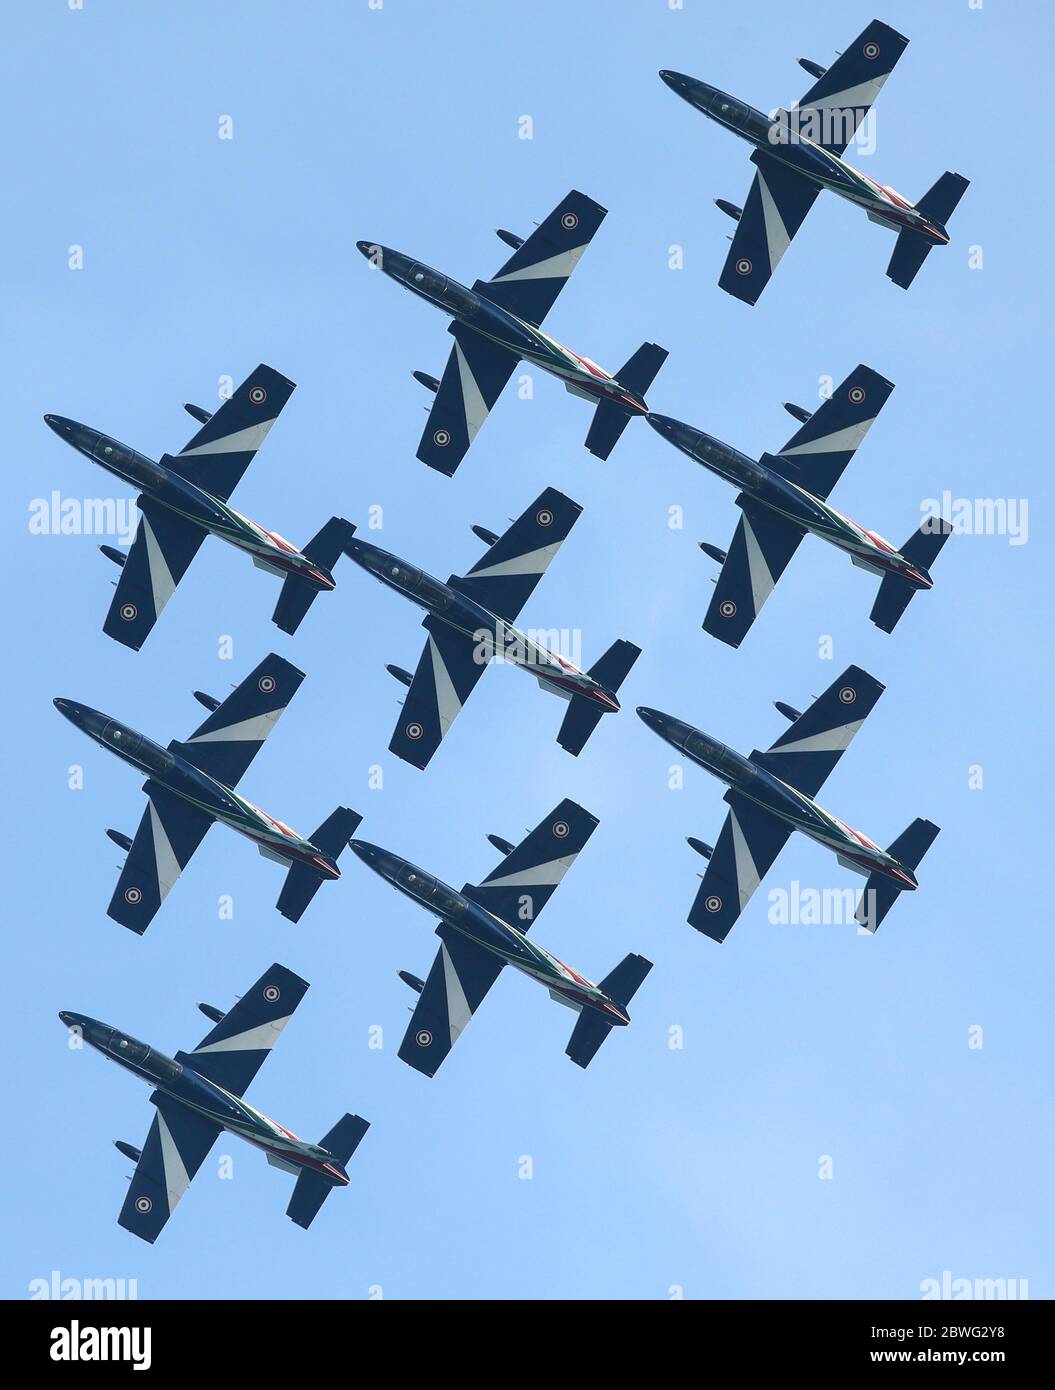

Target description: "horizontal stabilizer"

left=565, top=953, right=651, bottom=1069
left=272, top=517, right=355, bottom=635
left=870, top=517, right=953, bottom=633
left=276, top=807, right=362, bottom=923
left=886, top=174, right=967, bottom=289
left=556, top=640, right=640, bottom=756
left=584, top=343, right=667, bottom=460
left=855, top=819, right=940, bottom=933
left=287, top=1113, right=369, bottom=1230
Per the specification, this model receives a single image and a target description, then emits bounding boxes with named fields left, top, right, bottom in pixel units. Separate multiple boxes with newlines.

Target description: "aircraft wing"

left=102, top=498, right=208, bottom=650
left=107, top=783, right=214, bottom=934
left=163, top=363, right=295, bottom=502
left=450, top=486, right=582, bottom=622
left=774, top=364, right=894, bottom=500
left=177, top=963, right=309, bottom=1098
left=703, top=500, right=806, bottom=647
left=389, top=615, right=490, bottom=770
left=117, top=1092, right=222, bottom=1243
left=398, top=923, right=505, bottom=1078
left=791, top=20, right=909, bottom=156
left=750, top=664, right=885, bottom=798
left=465, top=798, right=598, bottom=930
left=718, top=149, right=821, bottom=305
left=475, top=189, right=607, bottom=325
left=416, top=322, right=520, bottom=475
left=169, top=653, right=305, bottom=788
left=688, top=790, right=792, bottom=942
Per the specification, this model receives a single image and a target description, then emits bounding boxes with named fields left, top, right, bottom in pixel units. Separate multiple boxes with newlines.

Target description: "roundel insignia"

left=705, top=895, right=722, bottom=913
left=124, top=887, right=142, bottom=905
left=258, top=675, right=276, bottom=693
left=736, top=258, right=752, bottom=276
left=561, top=211, right=579, bottom=230
left=536, top=508, right=554, bottom=527
left=249, top=386, right=267, bottom=404
left=406, top=722, right=423, bottom=740
left=433, top=429, right=450, bottom=447
left=553, top=820, right=570, bottom=838
left=863, top=41, right=880, bottom=58
left=263, top=984, right=281, bottom=1003
left=839, top=686, right=857, bottom=704
left=120, top=604, right=138, bottom=622
left=849, top=386, right=866, bottom=404
left=135, top=1196, right=153, bottom=1214
left=719, top=600, right=737, bottom=618
left=415, top=1030, right=432, bottom=1047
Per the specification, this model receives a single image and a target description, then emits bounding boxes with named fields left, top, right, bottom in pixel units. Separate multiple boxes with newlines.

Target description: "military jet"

left=637, top=665, right=939, bottom=940
left=53, top=653, right=360, bottom=932
left=43, top=364, right=352, bottom=648
left=647, top=363, right=953, bottom=646
left=356, top=189, right=667, bottom=473
left=59, top=963, right=369, bottom=1242
left=350, top=800, right=651, bottom=1075
left=660, top=19, right=969, bottom=302
left=343, top=487, right=640, bottom=769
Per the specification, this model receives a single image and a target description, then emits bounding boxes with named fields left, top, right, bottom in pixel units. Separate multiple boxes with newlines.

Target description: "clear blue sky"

left=5, top=0, right=1051, bottom=1299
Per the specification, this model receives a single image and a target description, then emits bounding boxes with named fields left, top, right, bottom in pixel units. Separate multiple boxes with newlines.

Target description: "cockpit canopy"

left=92, top=437, right=166, bottom=488
left=396, top=864, right=466, bottom=916
left=99, top=721, right=175, bottom=774
left=705, top=90, right=776, bottom=142
left=406, top=263, right=477, bottom=316
left=105, top=1031, right=182, bottom=1083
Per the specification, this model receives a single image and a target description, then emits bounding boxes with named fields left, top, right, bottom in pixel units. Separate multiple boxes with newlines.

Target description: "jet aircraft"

left=637, top=665, right=939, bottom=940
left=647, top=364, right=953, bottom=645
left=44, top=364, right=351, bottom=647
left=59, top=962, right=369, bottom=1242
left=659, top=19, right=969, bottom=302
left=53, top=653, right=360, bottom=931
left=343, top=487, right=640, bottom=769
left=357, top=189, right=667, bottom=473
left=350, top=800, right=652, bottom=1075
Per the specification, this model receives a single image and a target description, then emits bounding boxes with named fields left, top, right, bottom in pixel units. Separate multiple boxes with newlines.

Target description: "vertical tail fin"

left=855, top=819, right=940, bottom=933
left=886, top=172, right=969, bottom=289
left=584, top=343, right=667, bottom=460
left=272, top=518, right=356, bottom=635
left=565, top=954, right=652, bottom=1069
left=286, top=1113, right=369, bottom=1230
left=870, top=517, right=953, bottom=633
left=276, top=807, right=362, bottom=923
left=556, top=640, right=641, bottom=756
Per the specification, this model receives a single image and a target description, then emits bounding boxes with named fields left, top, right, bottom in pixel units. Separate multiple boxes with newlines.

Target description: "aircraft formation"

left=46, top=20, right=965, bottom=1243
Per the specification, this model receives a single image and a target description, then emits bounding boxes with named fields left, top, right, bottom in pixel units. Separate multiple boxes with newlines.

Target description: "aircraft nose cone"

left=356, top=240, right=376, bottom=260
left=43, top=413, right=71, bottom=435
left=646, top=413, right=676, bottom=438
left=348, top=839, right=376, bottom=864
left=58, top=1010, right=74, bottom=1026
left=636, top=706, right=665, bottom=734
left=53, top=697, right=76, bottom=721
left=659, top=69, right=688, bottom=91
